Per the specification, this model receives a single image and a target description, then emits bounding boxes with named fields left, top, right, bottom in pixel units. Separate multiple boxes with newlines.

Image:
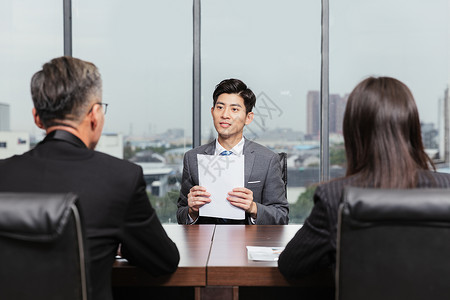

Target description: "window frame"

left=62, top=0, right=332, bottom=182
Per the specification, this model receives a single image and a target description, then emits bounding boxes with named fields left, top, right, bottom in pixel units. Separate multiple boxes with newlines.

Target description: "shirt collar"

left=215, top=137, right=245, bottom=156
left=42, top=130, right=87, bottom=149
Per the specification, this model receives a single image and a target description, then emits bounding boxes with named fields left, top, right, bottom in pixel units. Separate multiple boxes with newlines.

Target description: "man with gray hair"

left=0, top=56, right=179, bottom=300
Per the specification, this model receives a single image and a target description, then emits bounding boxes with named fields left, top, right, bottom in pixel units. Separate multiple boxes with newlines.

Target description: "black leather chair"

left=0, top=193, right=89, bottom=300
left=278, top=152, right=287, bottom=198
left=336, top=187, right=450, bottom=300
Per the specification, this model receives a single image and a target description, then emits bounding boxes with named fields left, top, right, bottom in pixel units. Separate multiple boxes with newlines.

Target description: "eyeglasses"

left=88, top=102, right=108, bottom=115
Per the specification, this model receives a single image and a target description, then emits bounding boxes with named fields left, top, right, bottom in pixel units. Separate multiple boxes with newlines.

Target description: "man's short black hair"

left=213, top=78, right=256, bottom=114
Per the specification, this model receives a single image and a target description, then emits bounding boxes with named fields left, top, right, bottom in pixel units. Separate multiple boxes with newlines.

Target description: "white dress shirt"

left=214, top=137, right=244, bottom=156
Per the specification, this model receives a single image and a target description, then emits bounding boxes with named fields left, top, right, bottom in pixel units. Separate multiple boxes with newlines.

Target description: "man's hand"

left=227, top=187, right=257, bottom=219
left=187, top=186, right=211, bottom=220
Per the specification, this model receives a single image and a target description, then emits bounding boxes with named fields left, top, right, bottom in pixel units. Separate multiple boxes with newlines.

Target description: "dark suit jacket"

left=177, top=139, right=289, bottom=225
left=0, top=130, right=180, bottom=300
left=278, top=170, right=450, bottom=279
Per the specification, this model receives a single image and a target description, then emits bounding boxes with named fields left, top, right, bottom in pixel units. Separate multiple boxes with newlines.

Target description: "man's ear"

left=211, top=106, right=214, bottom=116
left=89, top=104, right=100, bottom=130
left=245, top=111, right=254, bottom=125
left=32, top=108, right=45, bottom=129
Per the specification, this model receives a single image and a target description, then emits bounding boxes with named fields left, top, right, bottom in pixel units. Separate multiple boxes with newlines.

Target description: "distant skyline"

left=1, top=0, right=448, bottom=140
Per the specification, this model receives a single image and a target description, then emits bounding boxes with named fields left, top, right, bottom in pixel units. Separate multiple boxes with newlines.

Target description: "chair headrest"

left=342, top=187, right=450, bottom=224
left=0, top=193, right=78, bottom=242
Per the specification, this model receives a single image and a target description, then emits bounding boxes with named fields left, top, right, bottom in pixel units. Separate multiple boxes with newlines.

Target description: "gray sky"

left=329, top=0, right=450, bottom=126
left=1, top=0, right=449, bottom=139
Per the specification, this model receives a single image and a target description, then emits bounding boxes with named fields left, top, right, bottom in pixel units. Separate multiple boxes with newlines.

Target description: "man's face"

left=211, top=93, right=254, bottom=141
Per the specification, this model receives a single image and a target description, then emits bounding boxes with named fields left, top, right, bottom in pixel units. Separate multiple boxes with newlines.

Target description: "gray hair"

left=31, top=56, right=102, bottom=127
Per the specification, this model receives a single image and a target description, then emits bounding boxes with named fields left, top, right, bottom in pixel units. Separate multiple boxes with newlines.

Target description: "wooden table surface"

left=206, top=225, right=301, bottom=286
left=112, top=224, right=215, bottom=287
left=112, top=224, right=333, bottom=289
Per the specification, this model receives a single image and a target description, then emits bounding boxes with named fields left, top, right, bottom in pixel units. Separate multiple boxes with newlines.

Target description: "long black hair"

left=343, top=76, right=434, bottom=188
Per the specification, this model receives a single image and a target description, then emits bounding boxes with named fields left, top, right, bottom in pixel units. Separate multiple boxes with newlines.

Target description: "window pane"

left=330, top=0, right=450, bottom=174
left=0, top=0, right=62, bottom=158
left=73, top=0, right=193, bottom=223
left=202, top=0, right=322, bottom=223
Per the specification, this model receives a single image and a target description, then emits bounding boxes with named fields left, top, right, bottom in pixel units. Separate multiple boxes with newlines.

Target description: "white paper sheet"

left=246, top=246, right=285, bottom=261
left=197, top=154, right=245, bottom=220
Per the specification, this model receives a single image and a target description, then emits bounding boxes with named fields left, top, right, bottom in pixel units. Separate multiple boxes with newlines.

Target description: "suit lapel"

left=203, top=140, right=216, bottom=155
left=243, top=139, right=255, bottom=188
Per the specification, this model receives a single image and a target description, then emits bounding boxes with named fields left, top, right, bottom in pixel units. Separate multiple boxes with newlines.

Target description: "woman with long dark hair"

left=278, top=76, right=450, bottom=278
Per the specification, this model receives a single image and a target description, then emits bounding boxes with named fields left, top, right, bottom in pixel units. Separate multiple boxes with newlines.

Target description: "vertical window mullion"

left=193, top=0, right=201, bottom=147
left=63, top=0, right=72, bottom=56
left=320, top=0, right=330, bottom=182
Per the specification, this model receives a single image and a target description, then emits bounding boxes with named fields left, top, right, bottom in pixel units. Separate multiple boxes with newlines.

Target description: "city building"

left=306, top=91, right=320, bottom=138
left=421, top=122, right=438, bottom=151
left=96, top=133, right=124, bottom=159
left=0, top=131, right=29, bottom=159
left=329, top=94, right=348, bottom=134
left=0, top=103, right=10, bottom=131
left=307, top=91, right=348, bottom=137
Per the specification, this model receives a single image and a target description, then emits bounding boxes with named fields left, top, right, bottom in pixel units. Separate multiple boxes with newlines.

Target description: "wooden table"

left=112, top=224, right=334, bottom=300
left=207, top=225, right=301, bottom=287
left=112, top=224, right=215, bottom=287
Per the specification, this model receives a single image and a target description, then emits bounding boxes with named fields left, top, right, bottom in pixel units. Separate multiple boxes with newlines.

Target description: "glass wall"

left=202, top=0, right=322, bottom=223
left=72, top=0, right=193, bottom=223
left=1, top=1, right=449, bottom=224
left=330, top=0, right=450, bottom=175
left=0, top=0, right=62, bottom=153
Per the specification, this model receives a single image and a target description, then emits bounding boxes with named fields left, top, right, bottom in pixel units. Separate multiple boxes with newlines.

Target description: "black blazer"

left=278, top=170, right=450, bottom=279
left=0, top=131, right=180, bottom=300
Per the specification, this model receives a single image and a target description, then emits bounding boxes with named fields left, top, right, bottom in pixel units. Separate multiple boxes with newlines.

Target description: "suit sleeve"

left=119, top=167, right=180, bottom=275
left=254, top=153, right=289, bottom=225
left=176, top=152, right=194, bottom=224
left=277, top=185, right=334, bottom=278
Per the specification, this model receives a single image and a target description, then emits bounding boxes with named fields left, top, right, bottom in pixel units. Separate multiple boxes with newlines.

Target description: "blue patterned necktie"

left=220, top=150, right=233, bottom=156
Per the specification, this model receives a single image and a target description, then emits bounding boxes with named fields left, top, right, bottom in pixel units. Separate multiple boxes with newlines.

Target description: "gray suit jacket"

left=177, top=139, right=289, bottom=225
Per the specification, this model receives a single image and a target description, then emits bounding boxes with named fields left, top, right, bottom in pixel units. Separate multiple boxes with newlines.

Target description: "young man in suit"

left=177, top=78, right=289, bottom=225
left=0, top=56, right=180, bottom=300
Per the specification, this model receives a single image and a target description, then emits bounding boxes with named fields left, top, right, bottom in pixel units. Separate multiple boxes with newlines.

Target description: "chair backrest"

left=336, top=187, right=450, bottom=300
left=278, top=152, right=287, bottom=198
left=0, top=193, right=89, bottom=300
